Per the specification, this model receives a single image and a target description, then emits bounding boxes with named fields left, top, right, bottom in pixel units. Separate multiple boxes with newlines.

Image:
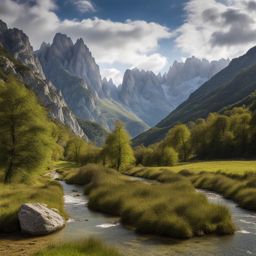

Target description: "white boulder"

left=18, top=203, right=65, bottom=235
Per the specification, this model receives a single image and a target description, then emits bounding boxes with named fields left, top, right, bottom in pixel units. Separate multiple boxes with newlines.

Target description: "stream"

left=1, top=178, right=256, bottom=255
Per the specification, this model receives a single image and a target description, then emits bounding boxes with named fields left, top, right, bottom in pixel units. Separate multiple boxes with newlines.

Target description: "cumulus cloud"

left=175, top=0, right=256, bottom=60
left=101, top=68, right=123, bottom=85
left=72, top=0, right=96, bottom=13
left=0, top=0, right=171, bottom=81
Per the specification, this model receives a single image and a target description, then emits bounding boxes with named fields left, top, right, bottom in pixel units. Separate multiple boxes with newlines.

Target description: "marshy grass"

left=0, top=176, right=65, bottom=233
left=129, top=161, right=256, bottom=175
left=34, top=238, right=121, bottom=256
left=126, top=167, right=256, bottom=212
left=65, top=164, right=235, bottom=239
left=190, top=173, right=256, bottom=211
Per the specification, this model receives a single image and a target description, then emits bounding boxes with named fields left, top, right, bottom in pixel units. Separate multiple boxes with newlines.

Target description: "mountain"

left=77, top=119, right=108, bottom=146
left=0, top=20, right=85, bottom=138
left=37, top=34, right=148, bottom=137
left=114, top=57, right=228, bottom=126
left=133, top=46, right=256, bottom=146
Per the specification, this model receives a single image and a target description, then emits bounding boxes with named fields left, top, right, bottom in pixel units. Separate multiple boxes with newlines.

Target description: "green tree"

left=0, top=78, right=52, bottom=183
left=65, top=137, right=85, bottom=163
left=103, top=121, right=135, bottom=171
left=164, top=124, right=191, bottom=161
left=161, top=146, right=178, bottom=166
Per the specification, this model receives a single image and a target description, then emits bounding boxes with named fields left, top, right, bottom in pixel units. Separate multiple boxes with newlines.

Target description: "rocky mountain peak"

left=0, top=19, right=85, bottom=138
left=52, top=33, right=73, bottom=49
left=0, top=20, right=7, bottom=32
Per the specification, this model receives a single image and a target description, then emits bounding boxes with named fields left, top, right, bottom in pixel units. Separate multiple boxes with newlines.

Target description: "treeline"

left=67, top=121, right=135, bottom=171
left=135, top=106, right=256, bottom=165
left=0, top=77, right=99, bottom=183
left=0, top=77, right=135, bottom=183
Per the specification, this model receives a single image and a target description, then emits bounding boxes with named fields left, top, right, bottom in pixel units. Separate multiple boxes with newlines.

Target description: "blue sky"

left=56, top=0, right=187, bottom=28
left=1, top=0, right=256, bottom=84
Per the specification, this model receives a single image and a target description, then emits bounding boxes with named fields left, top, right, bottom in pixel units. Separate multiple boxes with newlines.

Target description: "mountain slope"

left=115, top=58, right=228, bottom=126
left=133, top=46, right=256, bottom=146
left=37, top=34, right=148, bottom=137
left=77, top=119, right=108, bottom=146
left=0, top=20, right=85, bottom=138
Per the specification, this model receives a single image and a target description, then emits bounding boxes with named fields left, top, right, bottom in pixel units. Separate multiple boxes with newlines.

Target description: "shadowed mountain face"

left=133, top=46, right=256, bottom=146
left=115, top=57, right=229, bottom=126
left=0, top=20, right=85, bottom=138
left=37, top=33, right=149, bottom=137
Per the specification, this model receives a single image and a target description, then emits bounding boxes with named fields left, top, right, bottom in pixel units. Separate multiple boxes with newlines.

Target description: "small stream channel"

left=1, top=176, right=256, bottom=256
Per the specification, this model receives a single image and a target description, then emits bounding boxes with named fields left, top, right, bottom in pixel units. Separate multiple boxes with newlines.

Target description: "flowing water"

left=1, top=178, right=256, bottom=256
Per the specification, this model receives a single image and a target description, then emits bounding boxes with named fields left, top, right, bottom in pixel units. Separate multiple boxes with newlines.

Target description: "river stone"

left=18, top=203, right=65, bottom=235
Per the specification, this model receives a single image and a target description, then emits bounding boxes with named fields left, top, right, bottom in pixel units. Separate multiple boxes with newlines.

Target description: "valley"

left=1, top=1, right=256, bottom=255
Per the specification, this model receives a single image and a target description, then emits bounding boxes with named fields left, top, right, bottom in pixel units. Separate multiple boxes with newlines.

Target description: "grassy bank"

left=190, top=173, right=256, bottom=211
left=130, top=161, right=256, bottom=175
left=0, top=176, right=65, bottom=233
left=34, top=238, right=121, bottom=256
left=126, top=167, right=256, bottom=211
left=64, top=164, right=235, bottom=239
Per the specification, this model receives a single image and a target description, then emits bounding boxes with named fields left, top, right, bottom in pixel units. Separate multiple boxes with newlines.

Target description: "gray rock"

left=37, top=33, right=148, bottom=137
left=116, top=58, right=229, bottom=126
left=18, top=203, right=65, bottom=235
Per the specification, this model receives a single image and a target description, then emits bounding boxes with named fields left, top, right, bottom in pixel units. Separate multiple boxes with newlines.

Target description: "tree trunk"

left=4, top=160, right=13, bottom=184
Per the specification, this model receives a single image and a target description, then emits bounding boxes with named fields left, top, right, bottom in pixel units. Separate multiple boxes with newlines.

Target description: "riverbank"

left=62, top=164, right=235, bottom=239
left=125, top=167, right=256, bottom=212
left=2, top=163, right=256, bottom=256
left=0, top=176, right=65, bottom=233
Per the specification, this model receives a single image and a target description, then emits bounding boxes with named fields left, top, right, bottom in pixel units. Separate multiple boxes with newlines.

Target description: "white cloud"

left=0, top=0, right=171, bottom=82
left=133, top=53, right=168, bottom=74
left=101, top=68, right=123, bottom=85
left=72, top=0, right=96, bottom=13
left=175, top=0, right=256, bottom=60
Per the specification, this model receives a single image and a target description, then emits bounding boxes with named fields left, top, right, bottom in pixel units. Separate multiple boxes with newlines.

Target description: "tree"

left=0, top=78, right=52, bottom=183
left=65, top=137, right=86, bottom=163
left=161, top=146, right=178, bottom=166
left=164, top=124, right=191, bottom=161
left=102, top=121, right=135, bottom=171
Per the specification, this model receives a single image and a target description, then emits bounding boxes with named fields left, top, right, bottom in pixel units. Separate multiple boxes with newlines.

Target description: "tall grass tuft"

left=34, top=238, right=121, bottom=256
left=65, top=164, right=235, bottom=239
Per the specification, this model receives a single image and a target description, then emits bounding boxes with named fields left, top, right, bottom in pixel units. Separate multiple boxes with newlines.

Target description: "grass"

left=130, top=160, right=256, bottom=175
left=34, top=238, right=121, bottom=256
left=168, top=161, right=256, bottom=174
left=64, top=164, right=235, bottom=239
left=190, top=173, right=256, bottom=211
left=126, top=167, right=256, bottom=212
left=0, top=176, right=65, bottom=233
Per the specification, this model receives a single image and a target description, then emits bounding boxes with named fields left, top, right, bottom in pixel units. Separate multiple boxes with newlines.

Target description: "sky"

left=1, top=0, right=256, bottom=84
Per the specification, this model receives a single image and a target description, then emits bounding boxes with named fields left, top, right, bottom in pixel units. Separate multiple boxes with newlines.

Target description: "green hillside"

left=133, top=46, right=256, bottom=146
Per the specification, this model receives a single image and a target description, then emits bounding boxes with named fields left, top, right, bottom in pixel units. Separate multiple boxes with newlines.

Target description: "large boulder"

left=18, top=203, right=65, bottom=235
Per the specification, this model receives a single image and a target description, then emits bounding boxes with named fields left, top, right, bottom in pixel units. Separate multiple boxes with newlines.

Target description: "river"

left=0, top=178, right=256, bottom=256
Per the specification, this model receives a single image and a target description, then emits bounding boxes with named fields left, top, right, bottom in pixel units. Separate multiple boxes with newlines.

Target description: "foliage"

left=64, top=137, right=101, bottom=165
left=64, top=164, right=235, bottom=239
left=102, top=122, right=135, bottom=171
left=34, top=238, right=121, bottom=256
left=164, top=124, right=191, bottom=161
left=136, top=106, right=256, bottom=164
left=0, top=78, right=53, bottom=183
